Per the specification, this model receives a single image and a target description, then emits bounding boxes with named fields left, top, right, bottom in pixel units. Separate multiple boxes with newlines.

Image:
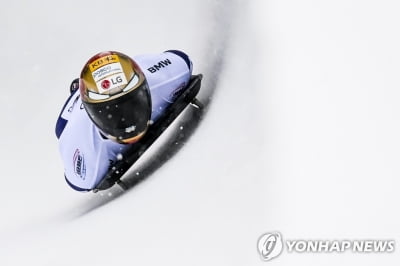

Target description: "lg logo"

left=257, top=232, right=283, bottom=261
left=101, top=76, right=124, bottom=90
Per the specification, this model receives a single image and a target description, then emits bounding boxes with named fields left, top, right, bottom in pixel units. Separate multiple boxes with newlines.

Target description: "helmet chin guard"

left=80, top=51, right=152, bottom=143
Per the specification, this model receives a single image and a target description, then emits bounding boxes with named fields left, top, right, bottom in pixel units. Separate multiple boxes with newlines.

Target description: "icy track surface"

left=1, top=0, right=400, bottom=265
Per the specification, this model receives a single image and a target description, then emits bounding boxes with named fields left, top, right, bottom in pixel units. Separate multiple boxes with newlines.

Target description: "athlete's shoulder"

left=164, top=50, right=192, bottom=70
left=55, top=86, right=82, bottom=139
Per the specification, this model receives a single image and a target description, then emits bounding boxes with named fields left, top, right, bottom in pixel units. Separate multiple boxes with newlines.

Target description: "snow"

left=1, top=0, right=400, bottom=265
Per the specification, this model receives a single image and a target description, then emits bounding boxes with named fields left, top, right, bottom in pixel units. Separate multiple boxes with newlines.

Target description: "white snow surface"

left=1, top=0, right=400, bottom=265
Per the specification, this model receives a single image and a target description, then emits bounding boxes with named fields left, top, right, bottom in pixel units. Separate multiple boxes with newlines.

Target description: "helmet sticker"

left=89, top=54, right=119, bottom=72
left=90, top=55, right=128, bottom=93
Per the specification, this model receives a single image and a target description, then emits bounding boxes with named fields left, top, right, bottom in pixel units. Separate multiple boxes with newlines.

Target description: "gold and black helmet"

left=80, top=51, right=151, bottom=144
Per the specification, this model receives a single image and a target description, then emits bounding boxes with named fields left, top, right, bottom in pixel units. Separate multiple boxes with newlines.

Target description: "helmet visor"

left=83, top=81, right=152, bottom=143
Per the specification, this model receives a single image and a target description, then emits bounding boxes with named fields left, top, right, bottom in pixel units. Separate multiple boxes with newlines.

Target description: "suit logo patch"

left=73, top=149, right=86, bottom=180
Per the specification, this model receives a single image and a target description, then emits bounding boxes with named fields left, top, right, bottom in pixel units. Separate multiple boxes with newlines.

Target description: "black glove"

left=69, top=78, right=80, bottom=94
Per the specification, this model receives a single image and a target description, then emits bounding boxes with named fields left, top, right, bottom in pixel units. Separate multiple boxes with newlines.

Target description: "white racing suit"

left=55, top=50, right=193, bottom=191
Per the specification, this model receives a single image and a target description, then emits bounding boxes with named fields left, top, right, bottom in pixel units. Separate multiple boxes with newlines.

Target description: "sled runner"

left=93, top=74, right=203, bottom=192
